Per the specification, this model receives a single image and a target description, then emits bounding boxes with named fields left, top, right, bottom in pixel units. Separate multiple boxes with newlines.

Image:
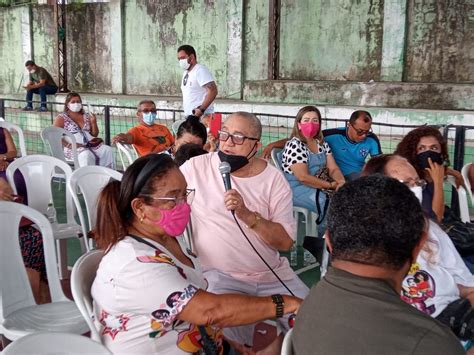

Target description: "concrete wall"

left=0, top=0, right=472, bottom=113
left=405, top=0, right=474, bottom=82
left=279, top=0, right=384, bottom=81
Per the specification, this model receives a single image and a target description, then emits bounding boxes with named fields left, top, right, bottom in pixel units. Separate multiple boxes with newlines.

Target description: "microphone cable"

left=231, top=211, right=295, bottom=297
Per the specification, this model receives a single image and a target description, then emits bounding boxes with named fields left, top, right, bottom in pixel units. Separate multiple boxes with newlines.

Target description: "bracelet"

left=271, top=294, right=285, bottom=318
left=247, top=211, right=261, bottom=229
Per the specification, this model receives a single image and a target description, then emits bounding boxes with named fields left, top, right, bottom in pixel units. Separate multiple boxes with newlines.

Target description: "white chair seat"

left=2, top=332, right=111, bottom=355
left=3, top=301, right=89, bottom=339
left=52, top=223, right=83, bottom=239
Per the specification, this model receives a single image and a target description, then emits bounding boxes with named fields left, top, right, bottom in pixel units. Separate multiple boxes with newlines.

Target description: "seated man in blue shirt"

left=262, top=110, right=381, bottom=181
left=323, top=110, right=381, bottom=181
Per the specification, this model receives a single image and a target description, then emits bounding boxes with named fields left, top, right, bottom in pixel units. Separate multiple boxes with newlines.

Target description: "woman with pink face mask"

left=281, top=106, right=345, bottom=235
left=92, top=154, right=302, bottom=354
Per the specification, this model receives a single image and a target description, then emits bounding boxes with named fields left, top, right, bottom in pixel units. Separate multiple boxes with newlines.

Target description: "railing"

left=1, top=97, right=473, bottom=214
left=1, top=98, right=472, bottom=170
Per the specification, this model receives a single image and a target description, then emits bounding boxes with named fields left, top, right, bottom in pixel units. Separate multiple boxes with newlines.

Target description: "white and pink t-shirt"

left=92, top=236, right=224, bottom=354
left=180, top=152, right=296, bottom=283
left=401, top=221, right=474, bottom=317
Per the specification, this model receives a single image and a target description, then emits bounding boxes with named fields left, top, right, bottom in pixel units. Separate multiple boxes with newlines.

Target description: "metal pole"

left=450, top=126, right=466, bottom=217
left=0, top=99, right=5, bottom=119
left=104, top=106, right=111, bottom=146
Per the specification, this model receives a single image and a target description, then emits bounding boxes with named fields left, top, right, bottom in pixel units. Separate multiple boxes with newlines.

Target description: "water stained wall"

left=0, top=0, right=472, bottom=111
left=405, top=0, right=474, bottom=82
left=279, top=0, right=384, bottom=81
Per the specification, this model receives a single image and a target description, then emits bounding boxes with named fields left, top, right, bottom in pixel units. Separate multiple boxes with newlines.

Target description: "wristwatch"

left=271, top=294, right=284, bottom=318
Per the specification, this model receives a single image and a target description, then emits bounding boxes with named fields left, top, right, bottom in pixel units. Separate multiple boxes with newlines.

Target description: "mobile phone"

left=209, top=113, right=222, bottom=139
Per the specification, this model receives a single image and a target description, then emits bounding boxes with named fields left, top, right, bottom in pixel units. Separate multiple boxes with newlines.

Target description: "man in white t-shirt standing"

left=177, top=45, right=218, bottom=125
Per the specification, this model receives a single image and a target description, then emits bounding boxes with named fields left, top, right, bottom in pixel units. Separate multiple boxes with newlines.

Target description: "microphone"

left=219, top=162, right=232, bottom=191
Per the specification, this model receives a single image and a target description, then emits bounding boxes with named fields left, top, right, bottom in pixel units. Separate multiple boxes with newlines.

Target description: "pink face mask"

left=298, top=121, right=320, bottom=138
left=148, top=202, right=191, bottom=237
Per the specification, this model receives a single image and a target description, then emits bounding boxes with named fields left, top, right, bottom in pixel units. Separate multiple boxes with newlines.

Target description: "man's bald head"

left=226, top=112, right=262, bottom=139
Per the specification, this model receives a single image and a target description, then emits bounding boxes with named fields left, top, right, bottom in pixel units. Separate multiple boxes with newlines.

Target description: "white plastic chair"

left=6, top=155, right=85, bottom=278
left=68, top=166, right=123, bottom=251
left=281, top=328, right=294, bottom=355
left=0, top=121, right=27, bottom=157
left=272, top=148, right=328, bottom=272
left=446, top=175, right=471, bottom=223
left=0, top=201, right=89, bottom=341
left=2, top=332, right=111, bottom=354
left=172, top=119, right=186, bottom=135
left=272, top=148, right=318, bottom=242
left=116, top=141, right=138, bottom=171
left=71, top=250, right=104, bottom=343
left=461, top=163, right=473, bottom=205
left=41, top=126, right=80, bottom=170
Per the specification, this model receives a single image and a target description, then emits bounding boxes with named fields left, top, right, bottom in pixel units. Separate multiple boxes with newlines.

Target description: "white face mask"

left=68, top=103, right=82, bottom=112
left=409, top=186, right=423, bottom=204
left=29, top=69, right=36, bottom=74
left=179, top=58, right=190, bottom=70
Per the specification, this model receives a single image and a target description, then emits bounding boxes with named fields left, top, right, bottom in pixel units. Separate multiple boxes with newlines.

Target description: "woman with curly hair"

left=395, top=126, right=465, bottom=222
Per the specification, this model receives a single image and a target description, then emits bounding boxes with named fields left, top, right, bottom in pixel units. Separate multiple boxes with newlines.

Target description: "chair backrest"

left=271, top=148, right=284, bottom=172
left=68, top=166, right=122, bottom=250
left=172, top=119, right=186, bottom=135
left=116, top=142, right=138, bottom=171
left=446, top=175, right=471, bottom=223
left=461, top=163, right=473, bottom=204
left=2, top=331, right=111, bottom=354
left=6, top=155, right=76, bottom=223
left=0, top=202, right=67, bottom=325
left=0, top=121, right=27, bottom=157
left=281, top=328, right=294, bottom=355
left=41, top=126, right=80, bottom=169
left=71, top=250, right=104, bottom=342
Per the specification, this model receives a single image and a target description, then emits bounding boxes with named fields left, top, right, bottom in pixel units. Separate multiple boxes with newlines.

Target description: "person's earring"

left=140, top=216, right=144, bottom=223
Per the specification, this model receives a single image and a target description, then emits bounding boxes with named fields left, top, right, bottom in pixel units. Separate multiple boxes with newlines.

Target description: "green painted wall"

left=405, top=0, right=474, bottom=82
left=0, top=1, right=472, bottom=111
left=123, top=0, right=234, bottom=96
left=0, top=7, right=24, bottom=93
left=242, top=0, right=269, bottom=81
left=67, top=3, right=113, bottom=92
left=279, top=0, right=384, bottom=81
left=32, top=6, right=57, bottom=85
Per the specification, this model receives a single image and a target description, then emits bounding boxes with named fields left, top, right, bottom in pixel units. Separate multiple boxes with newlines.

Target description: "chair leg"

left=56, top=239, right=69, bottom=279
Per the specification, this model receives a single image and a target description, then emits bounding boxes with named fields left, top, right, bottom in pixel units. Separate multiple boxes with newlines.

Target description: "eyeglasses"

left=183, top=73, right=189, bottom=86
left=217, top=130, right=259, bottom=145
left=349, top=122, right=372, bottom=136
left=398, top=179, right=427, bottom=189
left=141, top=189, right=195, bottom=207
left=139, top=109, right=157, bottom=114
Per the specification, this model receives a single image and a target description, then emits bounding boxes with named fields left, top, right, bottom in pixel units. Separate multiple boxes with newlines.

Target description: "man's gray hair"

left=228, top=111, right=262, bottom=139
left=137, top=100, right=156, bottom=111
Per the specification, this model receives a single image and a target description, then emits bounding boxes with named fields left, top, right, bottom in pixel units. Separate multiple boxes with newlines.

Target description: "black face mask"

left=218, top=142, right=258, bottom=173
left=416, top=150, right=444, bottom=170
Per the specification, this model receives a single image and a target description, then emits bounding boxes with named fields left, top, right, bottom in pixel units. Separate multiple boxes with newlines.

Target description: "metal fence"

left=1, top=97, right=473, bottom=213
left=1, top=97, right=472, bottom=169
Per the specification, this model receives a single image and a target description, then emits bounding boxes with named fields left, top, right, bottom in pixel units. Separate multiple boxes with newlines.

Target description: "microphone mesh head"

left=219, top=161, right=231, bottom=174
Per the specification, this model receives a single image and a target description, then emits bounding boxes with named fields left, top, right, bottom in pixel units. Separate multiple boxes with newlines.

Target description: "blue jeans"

left=25, top=84, right=58, bottom=108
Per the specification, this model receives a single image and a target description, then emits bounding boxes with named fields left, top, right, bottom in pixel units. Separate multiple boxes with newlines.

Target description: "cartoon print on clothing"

left=99, top=310, right=130, bottom=340
left=137, top=249, right=187, bottom=279
left=176, top=323, right=224, bottom=354
left=149, top=285, right=199, bottom=333
left=401, top=263, right=436, bottom=315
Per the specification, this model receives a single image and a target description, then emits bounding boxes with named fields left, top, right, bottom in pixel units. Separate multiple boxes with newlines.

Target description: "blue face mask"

left=142, top=112, right=157, bottom=126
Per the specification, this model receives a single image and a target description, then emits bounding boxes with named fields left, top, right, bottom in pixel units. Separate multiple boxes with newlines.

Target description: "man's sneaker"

left=36, top=107, right=48, bottom=112
left=22, top=106, right=33, bottom=111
